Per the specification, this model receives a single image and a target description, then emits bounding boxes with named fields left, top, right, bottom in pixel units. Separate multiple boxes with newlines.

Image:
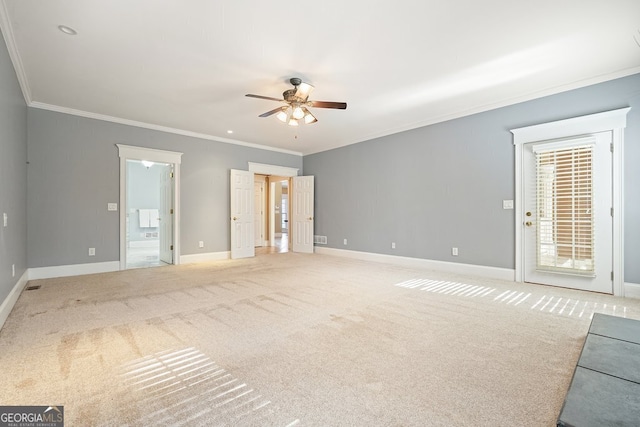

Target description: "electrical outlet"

left=199, top=241, right=204, bottom=248
left=391, top=242, right=396, bottom=249
left=89, top=248, right=96, bottom=256
left=107, top=203, right=118, bottom=211
left=343, top=238, right=348, bottom=245
left=452, top=247, right=459, bottom=256
left=503, top=200, right=514, bottom=209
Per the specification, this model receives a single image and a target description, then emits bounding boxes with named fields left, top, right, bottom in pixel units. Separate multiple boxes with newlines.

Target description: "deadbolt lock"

left=526, top=211, right=532, bottom=217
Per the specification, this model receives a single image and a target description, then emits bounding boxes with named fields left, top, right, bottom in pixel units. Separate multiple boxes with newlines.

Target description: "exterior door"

left=292, top=176, right=314, bottom=253
left=159, top=164, right=174, bottom=264
left=523, top=132, right=612, bottom=293
left=230, top=169, right=255, bottom=259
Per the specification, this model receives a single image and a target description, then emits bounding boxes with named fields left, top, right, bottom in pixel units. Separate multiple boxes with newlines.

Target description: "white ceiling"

left=1, top=1, right=639, bottom=156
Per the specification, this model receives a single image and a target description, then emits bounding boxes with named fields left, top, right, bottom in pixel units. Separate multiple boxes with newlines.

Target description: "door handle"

left=525, top=221, right=533, bottom=227
left=308, top=217, right=313, bottom=220
left=232, top=217, right=237, bottom=221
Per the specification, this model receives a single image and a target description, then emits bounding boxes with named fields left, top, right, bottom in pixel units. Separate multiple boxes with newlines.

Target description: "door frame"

left=248, top=162, right=299, bottom=249
left=117, top=144, right=183, bottom=270
left=511, top=108, right=630, bottom=296
left=254, top=175, right=267, bottom=247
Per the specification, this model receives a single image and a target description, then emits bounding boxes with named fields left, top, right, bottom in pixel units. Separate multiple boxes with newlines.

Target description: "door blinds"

left=534, top=143, right=595, bottom=275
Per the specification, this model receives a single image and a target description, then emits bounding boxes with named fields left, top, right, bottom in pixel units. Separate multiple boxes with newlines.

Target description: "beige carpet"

left=1, top=253, right=639, bottom=426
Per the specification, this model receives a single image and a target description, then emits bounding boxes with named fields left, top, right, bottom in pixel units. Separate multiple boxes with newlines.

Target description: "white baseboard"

left=314, top=247, right=515, bottom=281
left=180, top=251, right=230, bottom=264
left=0, top=270, right=29, bottom=331
left=624, top=282, right=640, bottom=299
left=28, top=261, right=120, bottom=280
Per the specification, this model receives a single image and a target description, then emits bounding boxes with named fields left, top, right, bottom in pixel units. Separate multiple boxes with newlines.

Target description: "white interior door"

left=292, top=176, right=314, bottom=253
left=159, top=165, right=174, bottom=264
left=523, top=132, right=612, bottom=293
left=230, top=169, right=255, bottom=259
left=254, top=179, right=264, bottom=247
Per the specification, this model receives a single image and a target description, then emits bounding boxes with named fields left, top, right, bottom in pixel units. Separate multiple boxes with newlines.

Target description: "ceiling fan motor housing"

left=283, top=89, right=305, bottom=104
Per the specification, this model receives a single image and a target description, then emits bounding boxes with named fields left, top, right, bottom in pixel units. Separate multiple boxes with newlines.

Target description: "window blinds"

left=535, top=144, right=595, bottom=275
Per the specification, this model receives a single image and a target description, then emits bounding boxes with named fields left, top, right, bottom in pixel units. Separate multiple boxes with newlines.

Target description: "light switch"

left=3, top=213, right=6, bottom=227
left=503, top=200, right=514, bottom=210
left=108, top=203, right=118, bottom=211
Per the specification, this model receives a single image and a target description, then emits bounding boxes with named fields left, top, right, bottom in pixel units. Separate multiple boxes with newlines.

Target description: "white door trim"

left=117, top=144, right=183, bottom=270
left=511, top=108, right=630, bottom=296
left=248, top=162, right=299, bottom=177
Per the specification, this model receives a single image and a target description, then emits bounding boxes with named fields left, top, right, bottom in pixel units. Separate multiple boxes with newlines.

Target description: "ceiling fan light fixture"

left=292, top=105, right=305, bottom=120
left=295, top=82, right=314, bottom=99
left=303, top=109, right=317, bottom=124
left=276, top=108, right=289, bottom=123
left=246, top=78, right=346, bottom=127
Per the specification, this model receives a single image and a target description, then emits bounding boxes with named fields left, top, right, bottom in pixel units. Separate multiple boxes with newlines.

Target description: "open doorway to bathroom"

left=125, top=159, right=173, bottom=268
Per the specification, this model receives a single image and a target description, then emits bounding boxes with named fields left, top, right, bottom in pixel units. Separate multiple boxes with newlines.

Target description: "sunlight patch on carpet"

left=394, top=279, right=628, bottom=318
left=119, top=347, right=296, bottom=425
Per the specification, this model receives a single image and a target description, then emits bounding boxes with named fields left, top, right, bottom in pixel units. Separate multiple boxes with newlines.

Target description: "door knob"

left=232, top=217, right=237, bottom=221
left=308, top=217, right=313, bottom=220
left=525, top=221, right=533, bottom=227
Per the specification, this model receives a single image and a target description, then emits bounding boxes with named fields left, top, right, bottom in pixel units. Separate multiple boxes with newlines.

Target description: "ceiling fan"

left=246, top=78, right=347, bottom=126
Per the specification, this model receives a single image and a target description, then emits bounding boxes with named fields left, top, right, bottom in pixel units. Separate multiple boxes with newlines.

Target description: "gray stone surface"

left=558, top=367, right=640, bottom=427
left=558, top=314, right=640, bottom=426
left=589, top=313, right=640, bottom=344
left=580, top=334, right=640, bottom=384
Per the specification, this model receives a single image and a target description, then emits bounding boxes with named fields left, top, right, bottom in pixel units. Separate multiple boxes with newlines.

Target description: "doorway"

left=511, top=108, right=629, bottom=295
left=269, top=177, right=290, bottom=254
left=231, top=163, right=313, bottom=259
left=117, top=144, right=183, bottom=270
left=522, top=133, right=612, bottom=293
left=125, top=160, right=173, bottom=268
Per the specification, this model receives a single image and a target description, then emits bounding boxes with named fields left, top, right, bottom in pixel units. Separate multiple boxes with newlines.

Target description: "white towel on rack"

left=138, top=209, right=150, bottom=228
left=149, top=209, right=160, bottom=227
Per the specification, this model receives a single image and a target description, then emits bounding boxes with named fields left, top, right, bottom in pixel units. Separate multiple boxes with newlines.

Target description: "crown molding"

left=1, top=2, right=301, bottom=157
left=0, top=0, right=32, bottom=103
left=29, top=101, right=303, bottom=156
left=306, top=66, right=640, bottom=156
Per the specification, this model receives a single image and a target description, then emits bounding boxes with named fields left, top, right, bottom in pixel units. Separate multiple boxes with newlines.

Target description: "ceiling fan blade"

left=294, top=82, right=314, bottom=100
left=307, top=100, right=347, bottom=109
left=246, top=94, right=284, bottom=102
left=259, top=106, right=286, bottom=118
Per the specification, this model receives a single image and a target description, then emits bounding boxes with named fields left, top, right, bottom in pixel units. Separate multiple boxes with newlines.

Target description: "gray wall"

left=27, top=109, right=302, bottom=268
left=304, top=73, right=640, bottom=283
left=0, top=29, right=28, bottom=302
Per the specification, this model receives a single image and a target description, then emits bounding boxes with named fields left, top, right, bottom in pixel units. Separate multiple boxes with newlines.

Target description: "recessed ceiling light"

left=58, top=25, right=77, bottom=35
left=227, top=130, right=233, bottom=134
